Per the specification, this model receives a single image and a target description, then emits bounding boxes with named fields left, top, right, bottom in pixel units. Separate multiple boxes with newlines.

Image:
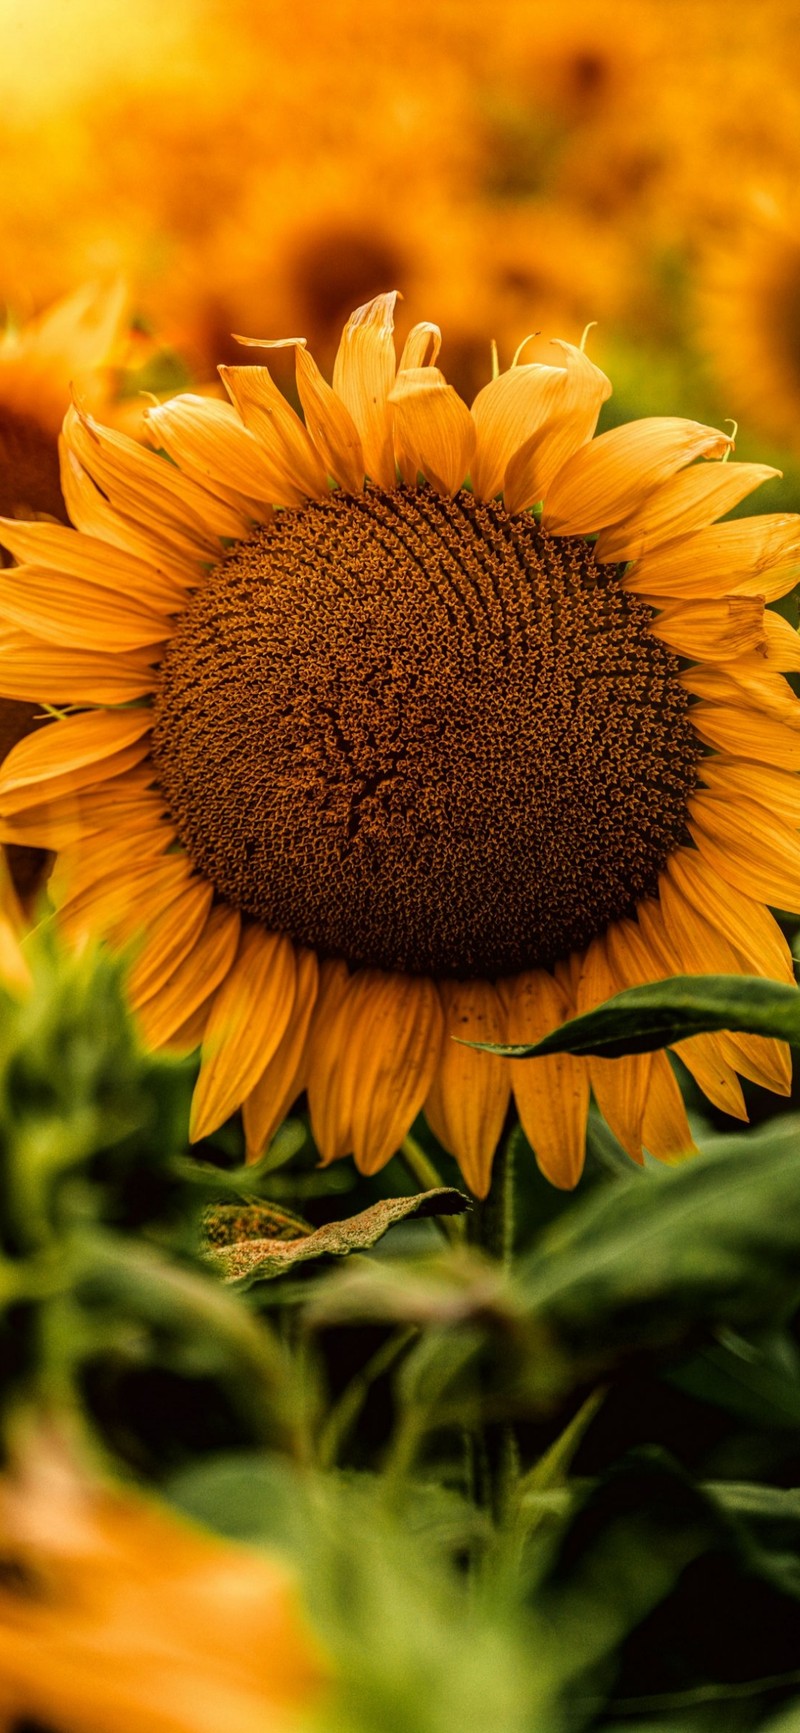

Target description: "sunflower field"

left=4, top=2, right=800, bottom=1728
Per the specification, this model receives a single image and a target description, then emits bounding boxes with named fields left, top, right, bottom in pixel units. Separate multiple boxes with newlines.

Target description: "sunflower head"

left=1, top=290, right=799, bottom=1197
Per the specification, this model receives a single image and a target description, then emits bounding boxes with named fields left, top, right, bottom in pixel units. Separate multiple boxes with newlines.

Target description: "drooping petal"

left=506, top=968, right=590, bottom=1190
left=595, top=462, right=781, bottom=562
left=347, top=972, right=444, bottom=1176
left=389, top=368, right=475, bottom=496
left=332, top=293, right=398, bottom=491
left=424, top=980, right=509, bottom=1198
left=304, top=959, right=354, bottom=1162
left=576, top=934, right=650, bottom=1162
left=128, top=880, right=216, bottom=1009
left=542, top=418, right=733, bottom=535
left=136, top=906, right=241, bottom=1050
left=242, top=949, right=319, bottom=1160
left=190, top=926, right=297, bottom=1141
left=399, top=322, right=442, bottom=371
left=642, top=1052, right=698, bottom=1162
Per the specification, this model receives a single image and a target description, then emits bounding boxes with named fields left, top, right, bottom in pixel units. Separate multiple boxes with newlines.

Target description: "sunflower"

left=0, top=1434, right=325, bottom=1733
left=697, top=198, right=800, bottom=450
left=1, top=293, right=799, bottom=1196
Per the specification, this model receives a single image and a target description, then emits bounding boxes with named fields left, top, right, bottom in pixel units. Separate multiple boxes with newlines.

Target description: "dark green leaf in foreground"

left=472, top=975, right=800, bottom=1060
left=206, top=1188, right=470, bottom=1282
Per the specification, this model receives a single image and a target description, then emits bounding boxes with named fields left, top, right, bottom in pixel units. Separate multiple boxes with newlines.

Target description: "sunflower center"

left=152, top=487, right=698, bottom=977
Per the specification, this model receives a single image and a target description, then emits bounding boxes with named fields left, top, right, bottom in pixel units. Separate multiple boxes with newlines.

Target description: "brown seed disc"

left=152, top=487, right=699, bottom=977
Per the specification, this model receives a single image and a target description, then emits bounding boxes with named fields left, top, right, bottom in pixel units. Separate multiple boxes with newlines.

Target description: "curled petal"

left=332, top=293, right=398, bottom=490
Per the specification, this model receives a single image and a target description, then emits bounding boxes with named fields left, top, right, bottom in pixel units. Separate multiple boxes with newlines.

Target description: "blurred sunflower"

left=0, top=281, right=136, bottom=902
left=698, top=199, right=800, bottom=448
left=0, top=294, right=798, bottom=1195
left=0, top=1435, right=325, bottom=1732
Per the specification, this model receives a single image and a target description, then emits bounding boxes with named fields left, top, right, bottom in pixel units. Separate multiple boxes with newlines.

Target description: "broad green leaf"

left=206, top=1187, right=470, bottom=1282
left=473, top=974, right=800, bottom=1060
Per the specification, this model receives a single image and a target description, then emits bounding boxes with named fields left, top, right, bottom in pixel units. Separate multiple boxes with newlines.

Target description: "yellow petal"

left=664, top=845, right=794, bottom=982
left=399, top=323, right=442, bottom=371
left=595, top=462, right=781, bottom=562
left=507, top=968, right=590, bottom=1190
left=503, top=342, right=612, bottom=514
left=649, top=595, right=766, bottom=661
left=697, top=758, right=800, bottom=837
left=683, top=663, right=800, bottom=728
left=0, top=709, right=151, bottom=802
left=218, top=365, right=328, bottom=503
left=389, top=368, right=475, bottom=496
left=543, top=417, right=733, bottom=536
left=145, top=395, right=279, bottom=518
left=673, top=1032, right=748, bottom=1120
left=295, top=346, right=365, bottom=494
left=305, top=959, right=356, bottom=1162
left=424, top=980, right=509, bottom=1198
left=642, top=1052, right=698, bottom=1162
left=690, top=702, right=800, bottom=765
left=190, top=926, right=297, bottom=1141
left=689, top=790, right=800, bottom=911
left=63, top=405, right=244, bottom=547
left=58, top=852, right=192, bottom=945
left=576, top=934, right=650, bottom=1162
left=347, top=972, right=444, bottom=1177
left=128, top=880, right=216, bottom=1009
left=0, top=631, right=159, bottom=705
left=471, top=360, right=567, bottom=501
left=332, top=293, right=399, bottom=490
left=757, top=611, right=800, bottom=671
left=622, top=514, right=800, bottom=602
left=137, top=906, right=241, bottom=1051
left=0, top=517, right=187, bottom=610
left=242, top=949, right=319, bottom=1161
left=0, top=566, right=171, bottom=652
left=59, top=444, right=201, bottom=589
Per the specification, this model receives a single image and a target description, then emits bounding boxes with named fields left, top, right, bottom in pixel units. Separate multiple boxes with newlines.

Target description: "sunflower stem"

left=471, top=1128, right=516, bottom=1265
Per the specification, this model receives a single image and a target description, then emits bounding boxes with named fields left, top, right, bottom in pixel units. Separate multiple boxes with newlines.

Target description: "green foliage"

left=484, top=974, right=800, bottom=1059
left=6, top=936, right=800, bottom=1726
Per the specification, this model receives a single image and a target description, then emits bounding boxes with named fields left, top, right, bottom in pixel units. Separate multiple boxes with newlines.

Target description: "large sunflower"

left=1, top=293, right=799, bottom=1195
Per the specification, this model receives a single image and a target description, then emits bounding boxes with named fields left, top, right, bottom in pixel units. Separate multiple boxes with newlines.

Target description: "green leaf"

left=206, top=1187, right=471, bottom=1282
left=471, top=974, right=800, bottom=1060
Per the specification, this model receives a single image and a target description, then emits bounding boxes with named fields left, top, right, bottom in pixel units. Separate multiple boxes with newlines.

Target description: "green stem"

left=316, top=1326, right=416, bottom=1469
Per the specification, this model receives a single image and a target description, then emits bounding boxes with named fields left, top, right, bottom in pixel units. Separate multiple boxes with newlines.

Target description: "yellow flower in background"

left=0, top=281, right=130, bottom=526
left=0, top=1436, right=326, bottom=1733
left=0, top=294, right=799, bottom=1195
left=698, top=198, right=800, bottom=450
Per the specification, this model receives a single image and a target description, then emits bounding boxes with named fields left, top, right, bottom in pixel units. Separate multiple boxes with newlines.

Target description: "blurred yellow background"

left=1, top=0, right=800, bottom=479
